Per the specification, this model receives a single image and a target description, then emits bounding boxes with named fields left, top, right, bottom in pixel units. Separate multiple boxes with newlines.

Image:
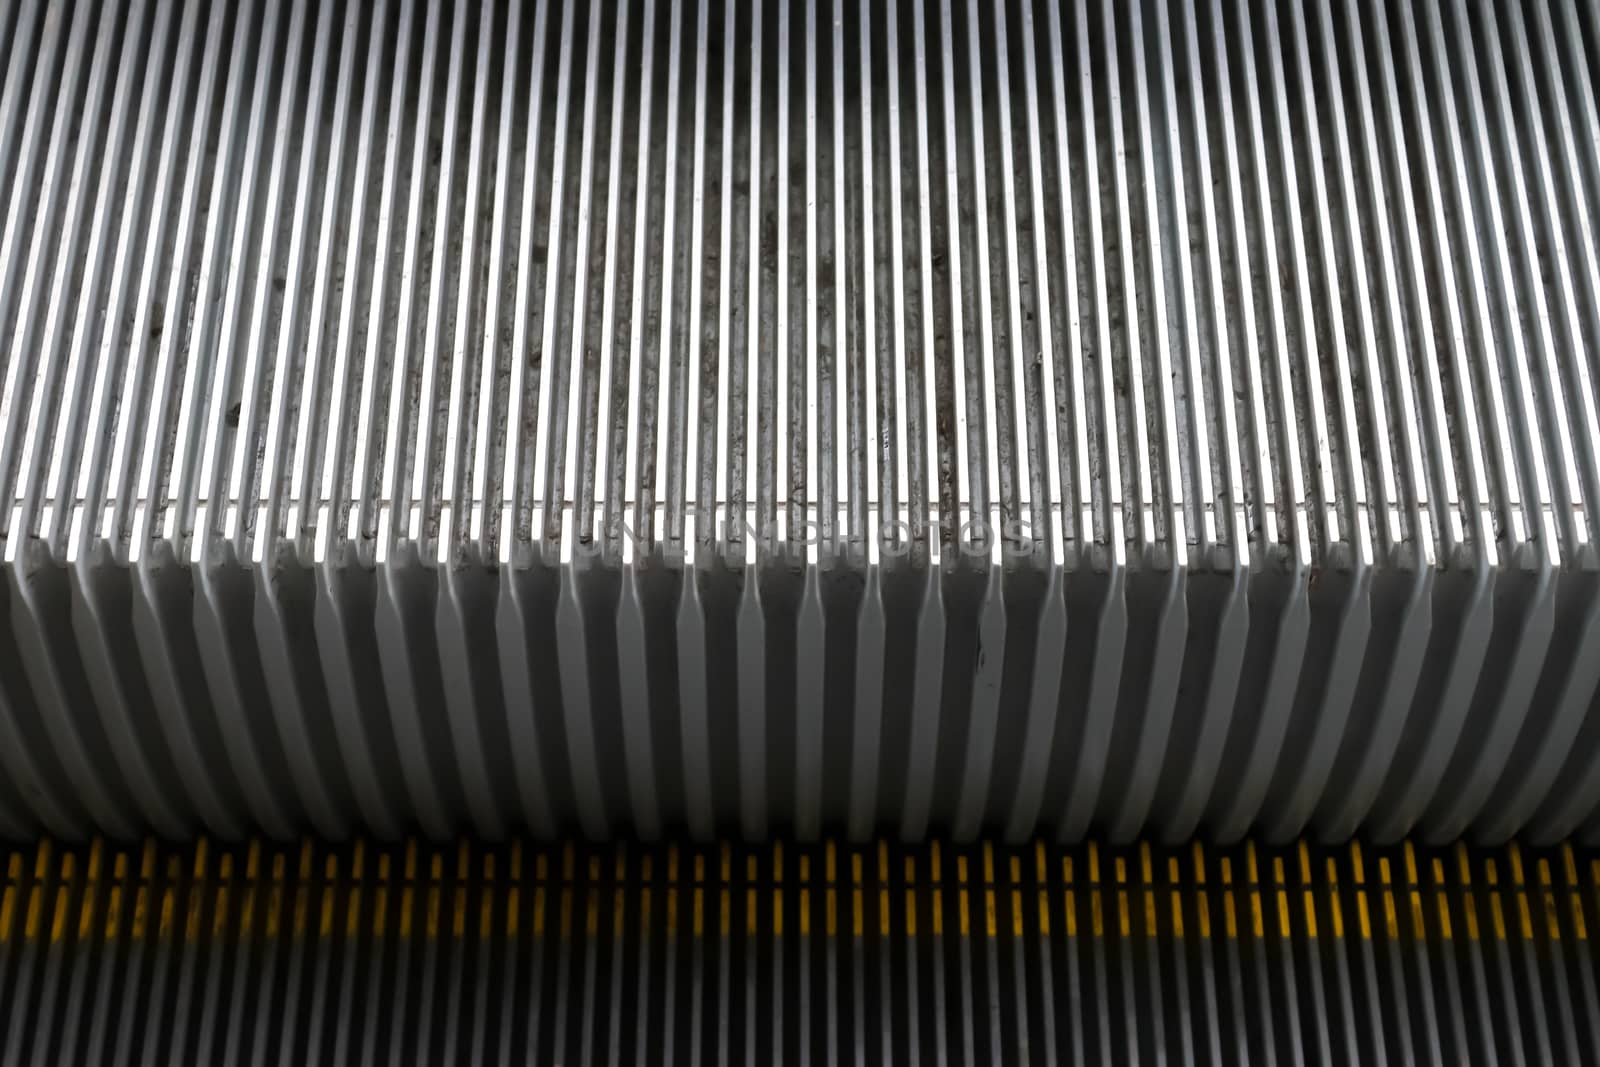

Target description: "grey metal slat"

left=433, top=0, right=509, bottom=842
left=897, top=0, right=946, bottom=846
left=312, top=0, right=407, bottom=841
left=1055, top=0, right=1128, bottom=848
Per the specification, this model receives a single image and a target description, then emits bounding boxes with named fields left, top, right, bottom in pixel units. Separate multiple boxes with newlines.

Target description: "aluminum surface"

left=3, top=0, right=1600, bottom=845
left=3, top=835, right=1598, bottom=1064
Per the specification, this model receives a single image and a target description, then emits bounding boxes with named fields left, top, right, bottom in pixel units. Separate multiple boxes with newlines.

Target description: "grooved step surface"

left=3, top=0, right=1600, bottom=845
left=1, top=837, right=1598, bottom=1064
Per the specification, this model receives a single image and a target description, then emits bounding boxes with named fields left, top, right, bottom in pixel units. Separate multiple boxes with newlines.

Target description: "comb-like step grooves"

left=3, top=836, right=1599, bottom=1063
left=3, top=0, right=1600, bottom=847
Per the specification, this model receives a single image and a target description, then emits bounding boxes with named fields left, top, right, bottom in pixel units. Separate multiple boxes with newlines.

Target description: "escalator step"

left=2, top=836, right=1596, bottom=1063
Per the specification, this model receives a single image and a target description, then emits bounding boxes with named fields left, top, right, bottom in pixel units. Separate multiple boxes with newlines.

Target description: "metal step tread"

left=2, top=835, right=1597, bottom=1064
left=3, top=0, right=1600, bottom=846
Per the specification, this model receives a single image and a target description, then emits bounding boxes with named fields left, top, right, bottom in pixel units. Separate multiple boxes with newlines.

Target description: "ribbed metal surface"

left=4, top=0, right=1600, bottom=846
left=2, top=836, right=1598, bottom=1064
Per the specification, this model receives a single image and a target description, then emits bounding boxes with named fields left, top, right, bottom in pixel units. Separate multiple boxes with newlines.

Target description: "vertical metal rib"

left=846, top=0, right=885, bottom=845
left=737, top=0, right=769, bottom=843
left=1055, top=0, right=1128, bottom=847
left=432, top=0, right=506, bottom=842
left=614, top=0, right=661, bottom=841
